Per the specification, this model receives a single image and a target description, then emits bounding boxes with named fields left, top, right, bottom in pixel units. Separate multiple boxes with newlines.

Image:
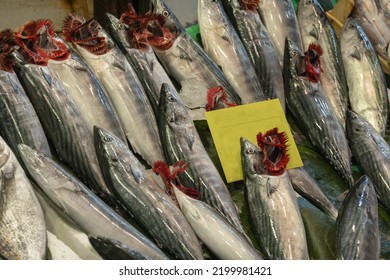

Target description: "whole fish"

left=63, top=14, right=164, bottom=167
left=288, top=167, right=338, bottom=220
left=0, top=137, right=47, bottom=260
left=335, top=175, right=380, bottom=260
left=283, top=37, right=354, bottom=187
left=150, top=0, right=241, bottom=120
left=172, top=184, right=263, bottom=260
left=157, top=82, right=245, bottom=236
left=0, top=29, right=51, bottom=162
left=240, top=137, right=309, bottom=260
left=105, top=12, right=175, bottom=115
left=258, top=0, right=303, bottom=67
left=94, top=126, right=204, bottom=260
left=346, top=109, right=390, bottom=212
left=198, top=0, right=266, bottom=104
left=12, top=51, right=115, bottom=207
left=221, top=0, right=285, bottom=109
left=18, top=144, right=169, bottom=260
left=297, top=0, right=349, bottom=129
left=340, top=18, right=388, bottom=136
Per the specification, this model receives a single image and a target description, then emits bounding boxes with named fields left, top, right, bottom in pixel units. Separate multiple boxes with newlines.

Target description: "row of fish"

left=0, top=0, right=389, bottom=259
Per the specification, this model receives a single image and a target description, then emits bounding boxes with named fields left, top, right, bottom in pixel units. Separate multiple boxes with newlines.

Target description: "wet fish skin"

left=258, top=0, right=303, bottom=67
left=105, top=13, right=175, bottom=115
left=173, top=185, right=263, bottom=260
left=346, top=109, right=390, bottom=212
left=240, top=137, right=309, bottom=260
left=221, top=0, right=285, bottom=109
left=288, top=167, right=338, bottom=220
left=18, top=144, right=169, bottom=260
left=335, top=175, right=380, bottom=260
left=297, top=0, right=349, bottom=129
left=71, top=22, right=165, bottom=167
left=283, top=37, right=354, bottom=188
left=94, top=126, right=204, bottom=260
left=0, top=137, right=47, bottom=260
left=12, top=51, right=114, bottom=204
left=151, top=0, right=241, bottom=120
left=157, top=82, right=244, bottom=236
left=340, top=17, right=388, bottom=136
left=198, top=0, right=266, bottom=104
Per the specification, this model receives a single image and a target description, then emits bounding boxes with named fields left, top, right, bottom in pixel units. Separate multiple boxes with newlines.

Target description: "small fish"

left=335, top=175, right=380, bottom=260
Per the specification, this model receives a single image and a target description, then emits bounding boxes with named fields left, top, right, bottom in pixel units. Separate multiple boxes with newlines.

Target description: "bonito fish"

left=340, top=18, right=388, bottom=136
left=0, top=29, right=51, bottom=162
left=18, top=144, right=169, bottom=260
left=335, top=175, right=380, bottom=260
left=0, top=137, right=46, bottom=259
left=94, top=126, right=204, bottom=260
left=157, top=82, right=245, bottom=236
left=198, top=0, right=266, bottom=104
left=240, top=137, right=309, bottom=260
left=63, top=14, right=164, bottom=167
left=297, top=0, right=349, bottom=129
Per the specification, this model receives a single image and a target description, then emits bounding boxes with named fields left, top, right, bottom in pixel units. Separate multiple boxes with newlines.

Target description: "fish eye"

left=162, top=10, right=170, bottom=17
left=291, top=49, right=298, bottom=56
left=118, top=23, right=124, bottom=30
left=37, top=152, right=45, bottom=158
left=104, top=135, right=113, bottom=142
left=246, top=148, right=255, bottom=154
left=167, top=94, right=176, bottom=102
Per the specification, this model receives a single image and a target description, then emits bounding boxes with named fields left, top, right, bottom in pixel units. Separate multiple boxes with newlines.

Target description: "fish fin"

left=351, top=46, right=361, bottom=60
left=129, top=164, right=145, bottom=184
left=112, top=56, right=126, bottom=72
left=176, top=45, right=192, bottom=62
left=41, top=67, right=53, bottom=86
left=220, top=34, right=232, bottom=45
left=266, top=178, right=277, bottom=197
left=309, top=26, right=319, bottom=40
left=185, top=126, right=195, bottom=150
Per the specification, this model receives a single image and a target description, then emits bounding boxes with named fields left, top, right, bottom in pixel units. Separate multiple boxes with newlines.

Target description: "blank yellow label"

left=205, top=99, right=303, bottom=183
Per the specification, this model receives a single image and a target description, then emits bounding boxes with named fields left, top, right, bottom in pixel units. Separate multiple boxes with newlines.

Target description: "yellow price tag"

left=205, top=99, right=303, bottom=183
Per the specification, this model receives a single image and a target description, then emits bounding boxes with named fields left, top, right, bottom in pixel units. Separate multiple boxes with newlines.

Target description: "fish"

left=335, top=175, right=380, bottom=260
left=17, top=143, right=169, bottom=260
left=157, top=82, right=245, bottom=236
left=0, top=136, right=47, bottom=260
left=346, top=109, right=390, bottom=212
left=240, top=137, right=309, bottom=260
left=283, top=37, right=354, bottom=188
left=287, top=167, right=338, bottom=220
left=172, top=184, right=263, bottom=260
left=258, top=0, right=304, bottom=67
left=12, top=50, right=115, bottom=206
left=221, top=0, right=285, bottom=109
left=46, top=231, right=82, bottom=260
left=340, top=17, right=388, bottom=136
left=94, top=126, right=204, bottom=260
left=63, top=14, right=165, bottom=167
left=149, top=0, right=242, bottom=120
left=105, top=11, right=175, bottom=115
left=297, top=0, right=349, bottom=129
left=197, top=0, right=266, bottom=104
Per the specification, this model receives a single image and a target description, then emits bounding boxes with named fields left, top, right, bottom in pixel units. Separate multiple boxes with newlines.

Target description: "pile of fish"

left=0, top=0, right=390, bottom=260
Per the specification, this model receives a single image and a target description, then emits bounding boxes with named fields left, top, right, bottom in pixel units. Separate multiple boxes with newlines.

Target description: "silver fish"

left=151, top=0, right=241, bottom=120
left=105, top=13, right=175, bottom=115
left=18, top=144, right=169, bottom=260
left=0, top=70, right=51, bottom=162
left=346, top=109, right=390, bottom=212
left=0, top=137, right=47, bottom=259
left=297, top=0, right=349, bottom=129
left=284, top=37, right=354, bottom=187
left=157, top=82, right=245, bottom=237
left=288, top=167, right=338, bottom=220
left=335, top=175, right=380, bottom=260
left=340, top=17, right=388, bottom=136
left=221, top=0, right=285, bottom=109
left=12, top=51, right=115, bottom=206
left=69, top=19, right=164, bottom=167
left=198, top=0, right=266, bottom=104
left=94, top=126, right=204, bottom=260
left=240, top=137, right=309, bottom=260
left=173, top=185, right=263, bottom=260
left=258, top=0, right=303, bottom=67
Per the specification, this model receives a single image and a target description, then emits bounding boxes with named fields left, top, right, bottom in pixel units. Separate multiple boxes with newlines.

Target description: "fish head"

left=62, top=14, right=111, bottom=55
left=150, top=0, right=183, bottom=36
left=172, top=184, right=203, bottom=223
left=105, top=13, right=132, bottom=49
left=283, top=37, right=306, bottom=82
left=14, top=19, right=69, bottom=65
left=240, top=137, right=265, bottom=178
left=0, top=29, right=16, bottom=72
left=297, top=0, right=327, bottom=40
left=346, top=110, right=373, bottom=138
